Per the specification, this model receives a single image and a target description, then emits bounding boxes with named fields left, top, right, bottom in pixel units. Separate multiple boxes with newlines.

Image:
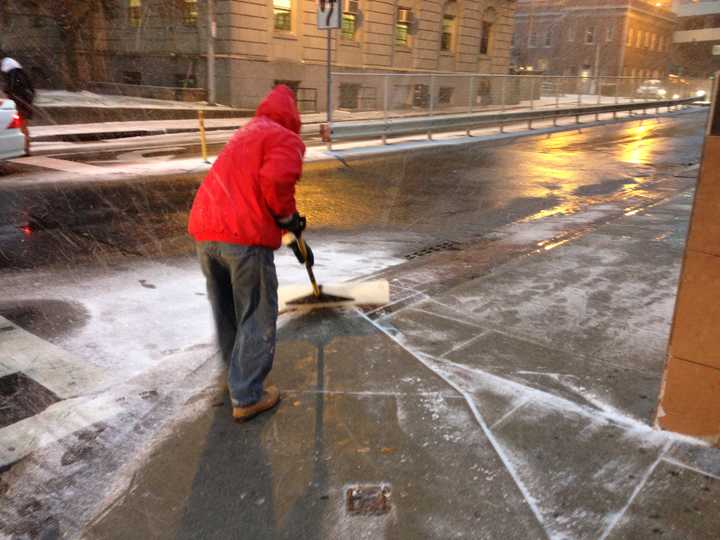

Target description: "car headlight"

left=657, top=89, right=667, bottom=96
left=696, top=90, right=707, bottom=97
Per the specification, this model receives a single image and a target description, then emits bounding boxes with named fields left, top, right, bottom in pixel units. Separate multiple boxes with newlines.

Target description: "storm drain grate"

left=404, top=240, right=462, bottom=260
left=0, top=373, right=60, bottom=429
left=346, top=485, right=392, bottom=516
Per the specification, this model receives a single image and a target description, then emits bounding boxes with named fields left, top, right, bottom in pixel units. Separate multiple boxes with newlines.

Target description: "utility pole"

left=207, top=0, right=216, bottom=105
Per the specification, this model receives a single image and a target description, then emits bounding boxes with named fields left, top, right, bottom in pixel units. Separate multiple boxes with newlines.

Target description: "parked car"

left=0, top=99, right=26, bottom=160
left=635, top=80, right=667, bottom=99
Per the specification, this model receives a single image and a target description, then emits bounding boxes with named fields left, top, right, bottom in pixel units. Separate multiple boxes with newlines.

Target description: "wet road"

left=0, top=111, right=705, bottom=270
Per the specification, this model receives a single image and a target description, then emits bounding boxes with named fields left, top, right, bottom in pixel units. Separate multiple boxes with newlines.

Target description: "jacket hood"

left=255, top=85, right=301, bottom=134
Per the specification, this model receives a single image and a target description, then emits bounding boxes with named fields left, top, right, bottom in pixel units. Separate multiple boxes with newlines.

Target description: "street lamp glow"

left=696, top=90, right=707, bottom=97
left=657, top=88, right=667, bottom=96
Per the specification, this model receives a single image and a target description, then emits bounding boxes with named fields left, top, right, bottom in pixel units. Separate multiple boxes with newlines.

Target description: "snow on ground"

left=34, top=90, right=233, bottom=110
left=0, top=238, right=406, bottom=385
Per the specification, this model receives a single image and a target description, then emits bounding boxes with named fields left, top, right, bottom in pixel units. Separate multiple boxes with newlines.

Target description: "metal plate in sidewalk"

left=346, top=484, right=392, bottom=516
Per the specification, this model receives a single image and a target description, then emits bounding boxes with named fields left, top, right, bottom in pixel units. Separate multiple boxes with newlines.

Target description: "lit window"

left=627, top=27, right=634, bottom=46
left=636, top=30, right=642, bottom=47
left=274, top=0, right=292, bottom=31
left=395, top=7, right=411, bottom=46
left=650, top=32, right=657, bottom=50
left=129, top=0, right=141, bottom=27
left=342, top=0, right=358, bottom=40
left=441, top=15, right=455, bottom=51
left=183, top=0, right=198, bottom=26
left=585, top=26, right=595, bottom=44
left=644, top=31, right=651, bottom=47
left=342, top=13, right=356, bottom=39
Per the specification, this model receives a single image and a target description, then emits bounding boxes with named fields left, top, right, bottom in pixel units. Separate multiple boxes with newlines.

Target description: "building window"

left=274, top=79, right=300, bottom=95
left=644, top=31, right=650, bottom=48
left=529, top=30, right=538, bottom=48
left=480, top=8, right=496, bottom=55
left=342, top=13, right=357, bottom=39
left=441, top=15, right=455, bottom=51
left=658, top=35, right=664, bottom=52
left=544, top=28, right=553, bottom=47
left=585, top=26, right=595, bottom=44
left=568, top=25, right=575, bottom=42
left=182, top=0, right=198, bottom=25
left=340, top=83, right=361, bottom=109
left=606, top=23, right=614, bottom=42
left=627, top=27, right=634, bottom=47
left=175, top=73, right=197, bottom=87
left=636, top=30, right=642, bottom=47
left=650, top=32, right=657, bottom=50
left=480, top=21, right=493, bottom=54
left=440, top=1, right=457, bottom=52
left=342, top=0, right=359, bottom=40
left=396, top=7, right=411, bottom=46
left=274, top=0, right=292, bottom=31
left=129, top=0, right=141, bottom=27
left=122, top=71, right=142, bottom=84
left=438, top=86, right=454, bottom=105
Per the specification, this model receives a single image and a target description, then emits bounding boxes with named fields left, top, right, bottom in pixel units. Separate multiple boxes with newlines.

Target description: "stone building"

left=672, top=0, right=720, bottom=79
left=0, top=0, right=517, bottom=110
left=511, top=0, right=677, bottom=84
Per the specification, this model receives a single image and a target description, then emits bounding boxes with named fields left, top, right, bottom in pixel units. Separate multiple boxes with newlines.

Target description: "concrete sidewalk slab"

left=85, top=311, right=549, bottom=539
left=606, top=460, right=720, bottom=539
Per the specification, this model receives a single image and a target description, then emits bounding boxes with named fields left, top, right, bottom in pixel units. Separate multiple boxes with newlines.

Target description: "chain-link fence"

left=327, top=73, right=710, bottom=124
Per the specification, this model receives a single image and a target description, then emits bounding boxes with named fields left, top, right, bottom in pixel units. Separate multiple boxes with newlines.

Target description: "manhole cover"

left=346, top=485, right=391, bottom=516
left=404, top=240, right=461, bottom=260
left=0, top=373, right=60, bottom=429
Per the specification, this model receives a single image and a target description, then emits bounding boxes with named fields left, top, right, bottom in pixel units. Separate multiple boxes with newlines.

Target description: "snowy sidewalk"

left=82, top=182, right=720, bottom=538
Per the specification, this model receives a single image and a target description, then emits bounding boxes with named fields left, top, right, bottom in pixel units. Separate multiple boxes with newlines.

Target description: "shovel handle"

left=297, top=237, right=321, bottom=297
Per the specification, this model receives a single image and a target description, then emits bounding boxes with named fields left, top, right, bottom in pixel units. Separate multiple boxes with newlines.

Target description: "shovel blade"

left=279, top=280, right=390, bottom=313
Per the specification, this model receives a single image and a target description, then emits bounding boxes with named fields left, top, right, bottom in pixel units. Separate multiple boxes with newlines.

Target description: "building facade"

left=672, top=0, right=720, bottom=79
left=0, top=0, right=517, bottom=110
left=511, top=0, right=676, bottom=81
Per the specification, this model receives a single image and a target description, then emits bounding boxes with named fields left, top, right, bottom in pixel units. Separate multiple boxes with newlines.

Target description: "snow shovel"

left=278, top=234, right=390, bottom=313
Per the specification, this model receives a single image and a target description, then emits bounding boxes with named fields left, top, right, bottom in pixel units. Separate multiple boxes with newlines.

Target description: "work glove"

left=282, top=232, right=315, bottom=267
left=276, top=212, right=307, bottom=238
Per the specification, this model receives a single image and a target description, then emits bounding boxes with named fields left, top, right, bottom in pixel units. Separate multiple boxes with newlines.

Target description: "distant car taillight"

left=7, top=114, right=22, bottom=129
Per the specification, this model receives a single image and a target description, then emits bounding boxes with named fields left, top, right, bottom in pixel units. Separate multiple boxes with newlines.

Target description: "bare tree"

left=44, top=0, right=115, bottom=89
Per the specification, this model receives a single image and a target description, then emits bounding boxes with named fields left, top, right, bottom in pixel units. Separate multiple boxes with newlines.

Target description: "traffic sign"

left=318, top=0, right=341, bottom=29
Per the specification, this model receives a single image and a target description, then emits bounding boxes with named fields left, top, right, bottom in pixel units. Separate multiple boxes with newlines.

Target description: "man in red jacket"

left=188, top=85, right=312, bottom=421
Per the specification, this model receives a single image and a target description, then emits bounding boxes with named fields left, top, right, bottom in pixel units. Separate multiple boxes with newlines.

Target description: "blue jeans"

left=196, top=242, right=278, bottom=407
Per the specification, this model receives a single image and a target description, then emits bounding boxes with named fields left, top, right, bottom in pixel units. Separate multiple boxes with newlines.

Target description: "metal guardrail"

left=324, top=97, right=698, bottom=146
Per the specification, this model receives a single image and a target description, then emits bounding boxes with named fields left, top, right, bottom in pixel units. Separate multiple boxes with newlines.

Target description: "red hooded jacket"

left=188, top=85, right=305, bottom=249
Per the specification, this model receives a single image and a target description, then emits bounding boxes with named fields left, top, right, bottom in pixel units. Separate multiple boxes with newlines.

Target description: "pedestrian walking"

left=188, top=84, right=311, bottom=422
left=0, top=51, right=35, bottom=155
